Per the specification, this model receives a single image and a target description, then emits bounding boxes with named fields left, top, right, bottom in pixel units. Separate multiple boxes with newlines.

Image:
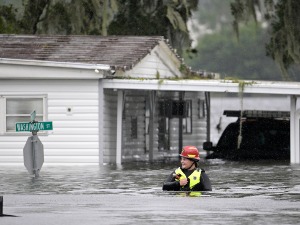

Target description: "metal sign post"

left=16, top=110, right=53, bottom=177
left=23, top=133, right=44, bottom=177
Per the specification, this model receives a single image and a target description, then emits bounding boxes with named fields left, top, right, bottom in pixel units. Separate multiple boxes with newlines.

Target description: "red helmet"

left=179, top=146, right=200, bottom=161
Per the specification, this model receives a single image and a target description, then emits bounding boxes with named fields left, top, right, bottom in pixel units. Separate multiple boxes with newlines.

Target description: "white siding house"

left=0, top=35, right=212, bottom=165
left=1, top=35, right=300, bottom=165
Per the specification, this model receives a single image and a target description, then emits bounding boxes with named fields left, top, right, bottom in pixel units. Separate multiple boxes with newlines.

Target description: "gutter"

left=0, top=58, right=111, bottom=71
left=0, top=58, right=112, bottom=79
left=102, top=79, right=300, bottom=95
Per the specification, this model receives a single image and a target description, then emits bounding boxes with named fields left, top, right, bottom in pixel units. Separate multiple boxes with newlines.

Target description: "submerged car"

left=204, top=110, right=290, bottom=160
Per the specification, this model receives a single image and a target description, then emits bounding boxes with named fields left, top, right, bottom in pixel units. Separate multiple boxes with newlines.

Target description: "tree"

left=20, top=0, right=51, bottom=34
left=106, top=0, right=198, bottom=55
left=231, top=0, right=300, bottom=80
left=0, top=4, right=20, bottom=33
left=184, top=22, right=284, bottom=81
left=0, top=0, right=198, bottom=56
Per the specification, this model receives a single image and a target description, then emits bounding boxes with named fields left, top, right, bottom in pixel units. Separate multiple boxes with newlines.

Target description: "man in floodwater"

left=162, top=146, right=212, bottom=192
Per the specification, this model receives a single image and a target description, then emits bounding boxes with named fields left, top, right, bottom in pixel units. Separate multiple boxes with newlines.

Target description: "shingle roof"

left=0, top=35, right=165, bottom=70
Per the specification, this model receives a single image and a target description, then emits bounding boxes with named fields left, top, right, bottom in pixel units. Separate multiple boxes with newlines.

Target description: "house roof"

left=0, top=35, right=167, bottom=70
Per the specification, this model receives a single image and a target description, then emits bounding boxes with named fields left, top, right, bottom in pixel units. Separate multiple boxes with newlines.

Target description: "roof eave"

left=0, top=58, right=111, bottom=70
left=0, top=58, right=111, bottom=79
left=102, top=79, right=300, bottom=95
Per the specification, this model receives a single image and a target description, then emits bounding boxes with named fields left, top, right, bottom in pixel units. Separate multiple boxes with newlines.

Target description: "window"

left=0, top=96, right=46, bottom=134
left=158, top=117, right=170, bottom=151
left=145, top=98, right=150, bottom=135
left=131, top=116, right=138, bottom=139
left=159, top=99, right=188, bottom=118
left=183, top=100, right=192, bottom=134
left=198, top=99, right=205, bottom=118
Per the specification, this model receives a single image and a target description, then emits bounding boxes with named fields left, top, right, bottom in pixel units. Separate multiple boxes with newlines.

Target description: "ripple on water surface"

left=0, top=160, right=299, bottom=201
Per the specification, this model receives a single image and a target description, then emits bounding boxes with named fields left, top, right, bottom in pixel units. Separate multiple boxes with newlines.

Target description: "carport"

left=101, top=79, right=300, bottom=164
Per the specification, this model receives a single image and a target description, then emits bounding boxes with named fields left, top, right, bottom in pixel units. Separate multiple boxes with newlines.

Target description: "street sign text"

left=16, top=121, right=53, bottom=132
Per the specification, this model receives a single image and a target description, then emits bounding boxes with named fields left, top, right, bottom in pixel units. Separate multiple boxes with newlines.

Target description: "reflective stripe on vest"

left=174, top=167, right=201, bottom=190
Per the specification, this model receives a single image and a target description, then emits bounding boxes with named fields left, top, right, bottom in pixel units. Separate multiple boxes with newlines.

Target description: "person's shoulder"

left=199, top=168, right=206, bottom=173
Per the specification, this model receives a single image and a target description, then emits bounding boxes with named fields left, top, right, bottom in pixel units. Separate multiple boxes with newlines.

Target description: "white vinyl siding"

left=124, top=44, right=183, bottom=79
left=0, top=79, right=99, bottom=164
left=103, top=89, right=118, bottom=163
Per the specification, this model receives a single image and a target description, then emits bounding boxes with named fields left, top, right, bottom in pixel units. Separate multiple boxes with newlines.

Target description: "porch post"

left=98, top=79, right=104, bottom=166
left=178, top=92, right=184, bottom=154
left=205, top=92, right=211, bottom=142
left=116, top=90, right=123, bottom=165
left=290, top=95, right=300, bottom=164
left=149, top=91, right=156, bottom=162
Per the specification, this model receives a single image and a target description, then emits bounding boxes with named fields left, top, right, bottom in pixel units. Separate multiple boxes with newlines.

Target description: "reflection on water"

left=1, top=159, right=300, bottom=200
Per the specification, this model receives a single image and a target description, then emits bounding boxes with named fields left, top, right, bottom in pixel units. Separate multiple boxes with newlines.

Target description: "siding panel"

left=0, top=79, right=99, bottom=164
left=103, top=89, right=117, bottom=163
left=125, top=45, right=182, bottom=79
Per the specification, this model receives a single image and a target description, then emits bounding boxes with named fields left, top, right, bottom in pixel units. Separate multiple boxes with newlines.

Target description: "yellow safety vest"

left=174, top=167, right=201, bottom=190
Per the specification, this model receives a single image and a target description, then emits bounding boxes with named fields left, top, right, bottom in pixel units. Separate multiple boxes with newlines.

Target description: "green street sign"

left=16, top=121, right=53, bottom=132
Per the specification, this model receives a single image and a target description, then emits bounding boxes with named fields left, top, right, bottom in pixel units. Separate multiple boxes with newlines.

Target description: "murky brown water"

left=1, top=159, right=300, bottom=224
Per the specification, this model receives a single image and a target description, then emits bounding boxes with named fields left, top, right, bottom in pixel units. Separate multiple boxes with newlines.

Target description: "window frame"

left=0, top=95, right=48, bottom=135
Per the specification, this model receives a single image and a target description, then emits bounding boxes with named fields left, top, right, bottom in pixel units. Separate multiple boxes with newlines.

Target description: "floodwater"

left=1, top=159, right=300, bottom=224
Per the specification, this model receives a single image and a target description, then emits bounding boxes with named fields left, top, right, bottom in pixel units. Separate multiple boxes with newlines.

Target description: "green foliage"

left=195, top=0, right=233, bottom=30
left=20, top=0, right=51, bottom=34
left=0, top=4, right=20, bottom=33
left=166, top=3, right=187, bottom=33
left=108, top=1, right=167, bottom=35
left=156, top=71, right=160, bottom=79
left=108, top=0, right=197, bottom=55
left=231, top=0, right=300, bottom=80
left=184, top=23, right=284, bottom=81
left=38, top=2, right=72, bottom=34
left=0, top=0, right=198, bottom=56
left=265, top=0, right=300, bottom=80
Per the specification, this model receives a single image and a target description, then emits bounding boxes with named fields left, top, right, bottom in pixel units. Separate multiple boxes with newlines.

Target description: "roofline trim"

left=0, top=58, right=111, bottom=71
left=102, top=79, right=300, bottom=95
